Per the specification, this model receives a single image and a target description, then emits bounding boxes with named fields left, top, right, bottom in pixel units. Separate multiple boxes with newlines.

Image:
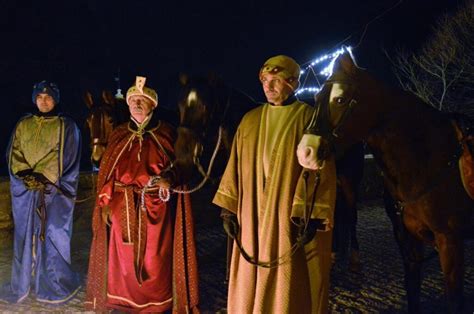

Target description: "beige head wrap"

left=259, top=55, right=301, bottom=89
left=126, top=76, right=158, bottom=107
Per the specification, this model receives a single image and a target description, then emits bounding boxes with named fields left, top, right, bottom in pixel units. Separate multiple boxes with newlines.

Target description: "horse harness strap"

left=166, top=126, right=224, bottom=194
left=172, top=89, right=233, bottom=194
left=393, top=199, right=439, bottom=264
left=304, top=79, right=358, bottom=144
left=332, top=99, right=357, bottom=138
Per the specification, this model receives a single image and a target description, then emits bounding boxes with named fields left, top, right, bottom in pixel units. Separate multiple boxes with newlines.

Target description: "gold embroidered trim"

left=107, top=293, right=172, bottom=308
left=36, top=285, right=81, bottom=304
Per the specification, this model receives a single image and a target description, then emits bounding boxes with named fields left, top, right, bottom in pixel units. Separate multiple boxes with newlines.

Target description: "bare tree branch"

left=390, top=0, right=474, bottom=114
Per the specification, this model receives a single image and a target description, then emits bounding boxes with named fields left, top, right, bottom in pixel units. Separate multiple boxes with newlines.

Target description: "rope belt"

left=35, top=189, right=47, bottom=242
left=114, top=182, right=162, bottom=284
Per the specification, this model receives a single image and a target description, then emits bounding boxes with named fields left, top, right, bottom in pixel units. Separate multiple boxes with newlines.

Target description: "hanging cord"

left=35, top=188, right=47, bottom=242
left=353, top=0, right=403, bottom=49
left=75, top=167, right=97, bottom=203
left=30, top=180, right=74, bottom=240
left=230, top=169, right=322, bottom=269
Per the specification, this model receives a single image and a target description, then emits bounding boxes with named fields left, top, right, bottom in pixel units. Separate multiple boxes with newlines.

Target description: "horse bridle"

left=304, top=79, right=358, bottom=158
left=88, top=107, right=110, bottom=148
left=171, top=88, right=232, bottom=193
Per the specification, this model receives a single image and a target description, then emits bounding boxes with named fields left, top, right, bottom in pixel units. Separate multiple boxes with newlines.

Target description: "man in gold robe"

left=213, top=55, right=337, bottom=313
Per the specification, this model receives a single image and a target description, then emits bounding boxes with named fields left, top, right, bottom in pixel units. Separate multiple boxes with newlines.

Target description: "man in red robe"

left=85, top=77, right=199, bottom=313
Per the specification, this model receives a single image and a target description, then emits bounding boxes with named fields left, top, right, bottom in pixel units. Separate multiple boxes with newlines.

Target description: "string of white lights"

left=295, top=46, right=352, bottom=96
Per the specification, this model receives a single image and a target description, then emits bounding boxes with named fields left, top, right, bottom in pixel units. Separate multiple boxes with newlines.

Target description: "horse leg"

left=337, top=176, right=361, bottom=271
left=434, top=233, right=464, bottom=313
left=331, top=184, right=347, bottom=263
left=401, top=236, right=424, bottom=314
left=348, top=202, right=360, bottom=272
left=383, top=190, right=423, bottom=313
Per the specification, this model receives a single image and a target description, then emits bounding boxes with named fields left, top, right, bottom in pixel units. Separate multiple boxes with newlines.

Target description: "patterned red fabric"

left=114, top=184, right=150, bottom=284
left=173, top=192, right=200, bottom=313
left=85, top=121, right=199, bottom=313
left=84, top=125, right=130, bottom=311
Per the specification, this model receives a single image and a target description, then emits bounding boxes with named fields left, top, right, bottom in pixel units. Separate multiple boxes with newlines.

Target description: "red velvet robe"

left=85, top=116, right=199, bottom=313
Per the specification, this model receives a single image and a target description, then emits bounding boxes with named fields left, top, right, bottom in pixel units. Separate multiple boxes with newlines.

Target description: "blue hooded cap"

left=32, top=80, right=60, bottom=104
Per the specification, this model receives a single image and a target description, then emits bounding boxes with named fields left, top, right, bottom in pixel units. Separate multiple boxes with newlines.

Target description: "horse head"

left=171, top=74, right=224, bottom=184
left=171, top=74, right=256, bottom=186
left=297, top=51, right=381, bottom=169
left=85, top=90, right=117, bottom=167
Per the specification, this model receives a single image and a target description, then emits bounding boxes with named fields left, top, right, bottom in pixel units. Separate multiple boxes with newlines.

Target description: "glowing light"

left=295, top=87, right=321, bottom=96
left=115, top=88, right=124, bottom=99
left=296, top=46, right=351, bottom=96
left=114, top=70, right=124, bottom=99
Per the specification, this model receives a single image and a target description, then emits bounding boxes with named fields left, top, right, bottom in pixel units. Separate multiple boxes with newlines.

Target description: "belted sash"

left=114, top=182, right=161, bottom=284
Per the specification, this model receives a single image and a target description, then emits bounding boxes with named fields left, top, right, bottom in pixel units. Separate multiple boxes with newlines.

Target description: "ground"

left=0, top=198, right=473, bottom=313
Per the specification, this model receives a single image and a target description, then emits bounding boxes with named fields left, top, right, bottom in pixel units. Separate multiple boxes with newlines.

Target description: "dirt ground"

left=0, top=196, right=473, bottom=313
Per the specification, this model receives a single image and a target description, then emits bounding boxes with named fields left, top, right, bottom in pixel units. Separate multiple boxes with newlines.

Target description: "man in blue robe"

left=0, top=81, right=81, bottom=304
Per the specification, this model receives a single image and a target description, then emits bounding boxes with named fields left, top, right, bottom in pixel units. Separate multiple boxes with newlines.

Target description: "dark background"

left=0, top=0, right=464, bottom=175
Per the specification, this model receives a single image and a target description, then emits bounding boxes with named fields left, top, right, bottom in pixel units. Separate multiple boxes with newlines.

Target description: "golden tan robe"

left=213, top=101, right=336, bottom=314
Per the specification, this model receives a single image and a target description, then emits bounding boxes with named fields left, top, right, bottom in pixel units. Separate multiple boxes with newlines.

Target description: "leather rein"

left=148, top=87, right=232, bottom=195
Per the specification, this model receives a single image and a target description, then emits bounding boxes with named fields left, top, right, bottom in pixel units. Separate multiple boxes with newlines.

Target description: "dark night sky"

left=0, top=0, right=464, bottom=174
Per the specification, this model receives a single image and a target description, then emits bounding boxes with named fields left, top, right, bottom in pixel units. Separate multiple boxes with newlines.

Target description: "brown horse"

left=84, top=90, right=128, bottom=167
left=298, top=51, right=474, bottom=312
left=170, top=75, right=258, bottom=186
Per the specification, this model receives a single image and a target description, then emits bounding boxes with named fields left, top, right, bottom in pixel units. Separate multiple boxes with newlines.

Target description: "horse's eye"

left=335, top=97, right=346, bottom=105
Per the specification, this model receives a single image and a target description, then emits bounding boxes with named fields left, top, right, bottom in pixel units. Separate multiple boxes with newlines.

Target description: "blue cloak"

left=0, top=113, right=81, bottom=304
